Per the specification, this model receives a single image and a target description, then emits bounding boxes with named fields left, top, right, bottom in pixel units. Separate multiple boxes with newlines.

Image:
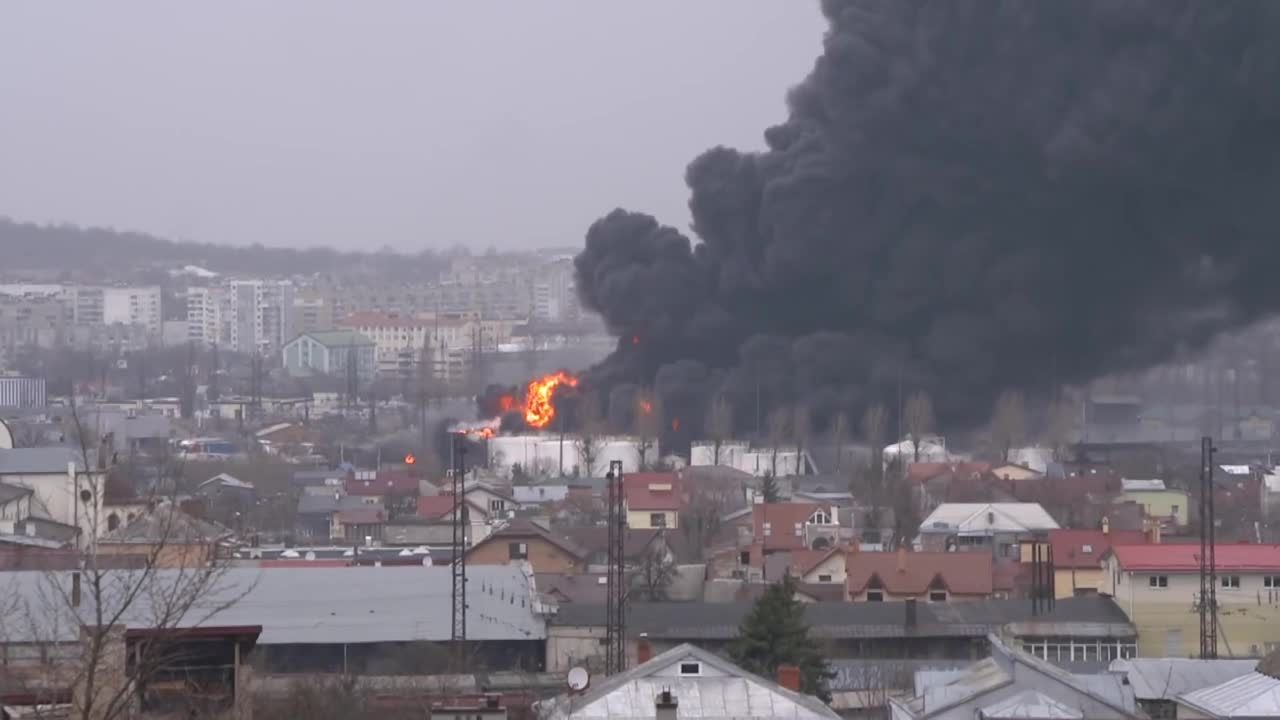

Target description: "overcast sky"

left=0, top=2, right=823, bottom=251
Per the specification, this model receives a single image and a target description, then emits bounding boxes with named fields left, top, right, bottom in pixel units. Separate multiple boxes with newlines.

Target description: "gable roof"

left=417, top=495, right=457, bottom=519
left=1048, top=529, right=1147, bottom=569
left=289, top=330, right=374, bottom=348
left=101, top=506, right=231, bottom=544
left=471, top=519, right=586, bottom=560
left=1178, top=672, right=1280, bottom=719
left=336, top=506, right=386, bottom=525
left=538, top=642, right=839, bottom=720
left=0, top=482, right=33, bottom=504
left=199, top=473, right=254, bottom=491
left=753, top=502, right=825, bottom=551
left=622, top=472, right=682, bottom=511
left=1110, top=658, right=1257, bottom=701
left=1108, top=544, right=1280, bottom=573
left=846, top=551, right=993, bottom=596
left=917, top=503, right=1059, bottom=535
left=346, top=471, right=418, bottom=496
left=980, top=690, right=1083, bottom=719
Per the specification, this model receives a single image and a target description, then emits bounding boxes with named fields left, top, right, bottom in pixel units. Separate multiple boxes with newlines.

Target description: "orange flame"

left=498, top=394, right=517, bottom=414
left=639, top=398, right=653, bottom=415
left=524, top=371, right=579, bottom=429
left=672, top=417, right=681, bottom=432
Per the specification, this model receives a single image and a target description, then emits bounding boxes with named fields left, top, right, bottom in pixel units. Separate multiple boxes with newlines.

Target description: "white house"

left=537, top=642, right=839, bottom=720
left=0, top=446, right=105, bottom=547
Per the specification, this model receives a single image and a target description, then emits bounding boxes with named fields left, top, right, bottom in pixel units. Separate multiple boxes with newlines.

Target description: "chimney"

left=896, top=545, right=908, bottom=573
left=905, top=598, right=918, bottom=630
left=71, top=571, right=81, bottom=608
left=655, top=689, right=678, bottom=720
left=1102, top=516, right=1110, bottom=535
left=637, top=634, right=653, bottom=664
left=776, top=665, right=802, bottom=693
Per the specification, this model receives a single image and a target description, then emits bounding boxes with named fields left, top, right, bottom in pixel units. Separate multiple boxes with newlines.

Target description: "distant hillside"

left=0, top=217, right=453, bottom=280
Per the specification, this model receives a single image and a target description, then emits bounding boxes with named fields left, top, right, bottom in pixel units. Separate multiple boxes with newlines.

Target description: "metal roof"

left=917, top=503, right=1059, bottom=535
left=1120, top=479, right=1167, bottom=492
left=1178, top=672, right=1280, bottom=719
left=980, top=690, right=1083, bottom=719
left=0, top=564, right=545, bottom=645
left=1109, top=658, right=1258, bottom=700
left=0, top=447, right=92, bottom=475
left=538, top=642, right=839, bottom=719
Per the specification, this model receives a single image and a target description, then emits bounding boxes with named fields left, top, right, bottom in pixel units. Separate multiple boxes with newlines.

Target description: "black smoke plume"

left=575, top=0, right=1280, bottom=436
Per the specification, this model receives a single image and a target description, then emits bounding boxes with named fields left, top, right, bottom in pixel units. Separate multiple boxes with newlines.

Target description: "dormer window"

left=809, top=510, right=831, bottom=525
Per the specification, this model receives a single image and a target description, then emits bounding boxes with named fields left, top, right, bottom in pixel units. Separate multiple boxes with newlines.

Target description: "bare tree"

left=792, top=405, right=812, bottom=476
left=767, top=407, right=792, bottom=478
left=830, top=411, right=851, bottom=473
left=990, top=389, right=1028, bottom=462
left=705, top=394, right=734, bottom=466
left=680, top=475, right=737, bottom=560
left=575, top=391, right=605, bottom=476
left=629, top=543, right=676, bottom=602
left=633, top=388, right=660, bottom=471
left=0, top=401, right=254, bottom=720
left=1044, top=398, right=1076, bottom=461
left=903, top=391, right=935, bottom=462
left=861, top=404, right=888, bottom=480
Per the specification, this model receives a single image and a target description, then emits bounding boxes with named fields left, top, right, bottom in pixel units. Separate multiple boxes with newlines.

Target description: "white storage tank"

left=536, top=437, right=580, bottom=477
left=487, top=434, right=542, bottom=478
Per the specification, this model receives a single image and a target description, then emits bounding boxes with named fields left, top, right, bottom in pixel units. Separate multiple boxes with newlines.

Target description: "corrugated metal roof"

left=981, top=690, right=1083, bottom=719
left=0, top=564, right=545, bottom=644
left=1178, top=672, right=1280, bottom=718
left=0, top=447, right=91, bottom=475
left=1109, top=658, right=1257, bottom=700
left=538, top=642, right=839, bottom=719
left=917, top=503, right=1059, bottom=534
left=1120, top=479, right=1167, bottom=492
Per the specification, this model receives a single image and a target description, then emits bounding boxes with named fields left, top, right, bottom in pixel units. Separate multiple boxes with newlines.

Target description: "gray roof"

left=551, top=596, right=1135, bottom=642
left=199, top=473, right=255, bottom=491
left=0, top=482, right=33, bottom=504
left=296, top=492, right=367, bottom=515
left=1110, top=658, right=1258, bottom=701
left=0, top=446, right=93, bottom=475
left=0, top=564, right=545, bottom=645
left=100, top=506, right=232, bottom=544
left=538, top=642, right=839, bottom=719
left=1178, top=672, right=1280, bottom=719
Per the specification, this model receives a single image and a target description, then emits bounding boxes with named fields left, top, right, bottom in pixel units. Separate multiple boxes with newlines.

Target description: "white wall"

left=2, top=468, right=106, bottom=547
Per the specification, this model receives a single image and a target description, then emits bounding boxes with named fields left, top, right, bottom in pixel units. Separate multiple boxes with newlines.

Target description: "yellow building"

left=1115, top=479, right=1189, bottom=527
left=1101, top=544, right=1280, bottom=657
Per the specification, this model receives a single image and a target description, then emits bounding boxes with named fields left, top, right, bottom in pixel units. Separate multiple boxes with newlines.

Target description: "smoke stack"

left=896, top=545, right=908, bottom=573
left=655, top=689, right=678, bottom=720
left=71, top=571, right=81, bottom=608
left=637, top=634, right=653, bottom=665
left=905, top=598, right=917, bottom=630
left=776, top=665, right=802, bottom=693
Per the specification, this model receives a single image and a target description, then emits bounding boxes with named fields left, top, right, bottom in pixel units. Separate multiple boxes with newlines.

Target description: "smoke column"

left=574, top=0, right=1280, bottom=433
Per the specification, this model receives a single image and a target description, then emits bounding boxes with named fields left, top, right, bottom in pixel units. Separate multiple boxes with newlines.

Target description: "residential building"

left=846, top=548, right=995, bottom=602
left=0, top=376, right=46, bottom=409
left=916, top=503, right=1059, bottom=560
left=229, top=279, right=295, bottom=354
left=889, top=634, right=1140, bottom=720
left=531, top=258, right=580, bottom=323
left=1040, top=525, right=1150, bottom=599
left=623, top=472, right=681, bottom=529
left=0, top=446, right=105, bottom=548
left=196, top=473, right=256, bottom=505
left=96, top=504, right=232, bottom=567
left=537, top=643, right=839, bottom=720
left=465, top=519, right=586, bottom=574
left=281, top=330, right=376, bottom=379
left=1116, top=479, right=1190, bottom=528
left=338, top=506, right=387, bottom=544
left=755, top=502, right=844, bottom=553
left=186, top=285, right=227, bottom=345
left=295, top=492, right=369, bottom=540
left=290, top=291, right=336, bottom=334
left=344, top=469, right=420, bottom=518
left=0, top=294, right=70, bottom=354
left=1109, top=658, right=1257, bottom=719
left=1101, top=544, right=1280, bottom=657
left=100, top=285, right=162, bottom=334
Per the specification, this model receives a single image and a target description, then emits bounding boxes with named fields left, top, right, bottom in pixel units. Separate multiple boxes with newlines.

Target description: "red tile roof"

left=1109, top=544, right=1280, bottom=572
left=417, top=495, right=455, bottom=519
left=623, top=473, right=682, bottom=512
left=346, top=472, right=419, bottom=497
left=1048, top=529, right=1148, bottom=569
left=753, top=503, right=825, bottom=551
left=846, top=550, right=994, bottom=596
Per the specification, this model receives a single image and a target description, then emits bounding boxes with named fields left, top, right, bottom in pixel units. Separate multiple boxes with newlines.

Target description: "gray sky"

left=0, top=2, right=823, bottom=251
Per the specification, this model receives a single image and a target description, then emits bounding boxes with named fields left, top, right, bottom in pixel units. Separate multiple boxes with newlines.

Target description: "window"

left=810, top=510, right=831, bottom=525
left=929, top=591, right=947, bottom=602
left=650, top=513, right=667, bottom=528
left=739, top=551, right=750, bottom=565
left=866, top=591, right=884, bottom=602
left=1172, top=504, right=1180, bottom=515
left=508, top=542, right=528, bottom=560
left=1080, top=544, right=1093, bottom=554
left=1222, top=575, right=1241, bottom=589
left=489, top=499, right=505, bottom=513
left=1265, top=576, right=1280, bottom=589
left=679, top=662, right=702, bottom=676
left=818, top=574, right=833, bottom=583
left=1149, top=575, right=1169, bottom=588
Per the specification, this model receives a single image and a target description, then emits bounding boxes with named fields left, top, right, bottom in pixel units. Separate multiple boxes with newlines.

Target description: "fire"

left=498, top=394, right=517, bottom=414
left=639, top=398, right=653, bottom=415
left=631, top=335, right=640, bottom=345
left=672, top=417, right=681, bottom=432
left=524, top=371, right=579, bottom=429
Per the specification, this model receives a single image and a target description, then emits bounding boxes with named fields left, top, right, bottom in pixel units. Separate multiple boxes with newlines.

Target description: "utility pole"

left=605, top=459, right=628, bottom=675
left=451, top=434, right=469, bottom=655
left=1199, top=436, right=1218, bottom=659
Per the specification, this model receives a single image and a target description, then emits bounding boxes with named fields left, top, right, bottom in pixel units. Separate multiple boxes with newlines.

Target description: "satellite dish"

left=567, top=666, right=590, bottom=692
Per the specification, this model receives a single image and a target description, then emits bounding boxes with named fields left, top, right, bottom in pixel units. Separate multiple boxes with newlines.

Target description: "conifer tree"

left=729, top=575, right=833, bottom=701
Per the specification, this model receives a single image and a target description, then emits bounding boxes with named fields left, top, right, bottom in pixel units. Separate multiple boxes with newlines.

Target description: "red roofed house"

left=846, top=548, right=994, bottom=602
left=1102, top=543, right=1280, bottom=657
left=754, top=502, right=842, bottom=553
left=623, top=473, right=683, bottom=529
left=345, top=470, right=421, bottom=518
left=1039, top=525, right=1149, bottom=599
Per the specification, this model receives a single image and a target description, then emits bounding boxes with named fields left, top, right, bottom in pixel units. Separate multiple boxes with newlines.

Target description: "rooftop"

left=100, top=506, right=231, bottom=545
left=622, top=472, right=682, bottom=511
left=345, top=471, right=418, bottom=496
left=1047, top=529, right=1148, bottom=569
left=1109, top=544, right=1280, bottom=572
left=288, top=330, right=375, bottom=348
left=1178, top=672, right=1280, bottom=719
left=0, top=446, right=93, bottom=475
left=1109, top=658, right=1257, bottom=701
left=846, top=550, right=993, bottom=596
left=1120, top=478, right=1168, bottom=492
left=917, top=503, right=1060, bottom=535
